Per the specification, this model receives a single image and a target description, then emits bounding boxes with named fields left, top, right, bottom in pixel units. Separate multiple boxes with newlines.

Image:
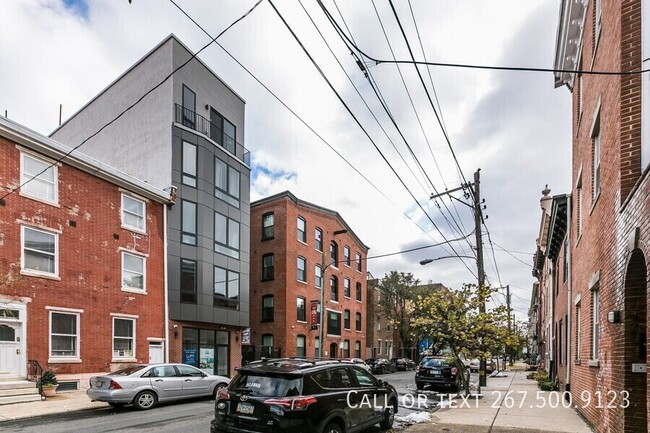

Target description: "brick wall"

left=0, top=137, right=166, bottom=376
left=250, top=194, right=368, bottom=359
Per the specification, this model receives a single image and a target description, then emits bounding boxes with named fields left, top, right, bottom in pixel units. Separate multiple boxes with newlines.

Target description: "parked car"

left=469, top=358, right=495, bottom=373
left=87, top=363, right=230, bottom=410
left=344, top=358, right=372, bottom=372
left=390, top=357, right=415, bottom=371
left=211, top=358, right=398, bottom=433
left=415, top=356, right=470, bottom=392
left=366, top=358, right=396, bottom=374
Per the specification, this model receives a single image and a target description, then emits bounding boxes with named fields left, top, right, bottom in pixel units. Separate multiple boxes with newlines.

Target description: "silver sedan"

left=87, top=363, right=230, bottom=410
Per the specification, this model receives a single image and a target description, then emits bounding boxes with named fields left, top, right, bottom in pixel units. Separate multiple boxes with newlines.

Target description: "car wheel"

left=379, top=399, right=396, bottom=429
left=212, top=382, right=228, bottom=399
left=108, top=402, right=125, bottom=408
left=416, top=381, right=424, bottom=390
left=322, top=422, right=342, bottom=433
left=133, top=390, right=157, bottom=410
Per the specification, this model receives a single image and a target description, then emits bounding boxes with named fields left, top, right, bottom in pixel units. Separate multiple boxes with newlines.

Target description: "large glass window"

left=180, top=259, right=197, bottom=303
left=182, top=200, right=197, bottom=245
left=182, top=85, right=196, bottom=128
left=343, top=246, right=350, bottom=266
left=215, top=157, right=240, bottom=207
left=297, top=256, right=306, bottom=282
left=113, top=317, right=135, bottom=359
left=182, top=141, right=197, bottom=187
left=122, top=252, right=145, bottom=292
left=327, top=311, right=341, bottom=336
left=315, top=265, right=323, bottom=288
left=182, top=328, right=229, bottom=376
left=215, top=212, right=240, bottom=258
left=344, top=278, right=350, bottom=298
left=315, top=228, right=323, bottom=251
left=22, top=226, right=57, bottom=275
left=262, top=295, right=274, bottom=322
left=330, top=241, right=338, bottom=267
left=214, top=267, right=239, bottom=309
left=21, top=152, right=57, bottom=203
left=50, top=311, right=78, bottom=358
left=297, top=297, right=306, bottom=322
left=122, top=194, right=146, bottom=232
left=297, top=217, right=306, bottom=243
left=262, top=213, right=274, bottom=240
left=330, top=276, right=338, bottom=302
left=297, top=335, right=306, bottom=357
left=210, top=109, right=236, bottom=155
left=262, top=254, right=274, bottom=281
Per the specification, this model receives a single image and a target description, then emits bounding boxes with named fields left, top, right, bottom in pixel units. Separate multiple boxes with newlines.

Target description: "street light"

left=318, top=229, right=348, bottom=359
left=419, top=255, right=475, bottom=266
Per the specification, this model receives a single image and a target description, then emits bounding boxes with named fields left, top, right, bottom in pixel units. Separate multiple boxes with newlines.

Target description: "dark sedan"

left=390, top=357, right=416, bottom=371
left=366, top=358, right=396, bottom=374
left=415, top=356, right=469, bottom=392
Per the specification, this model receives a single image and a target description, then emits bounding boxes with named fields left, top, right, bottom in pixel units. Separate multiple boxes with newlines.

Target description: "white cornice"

left=554, top=0, right=588, bottom=89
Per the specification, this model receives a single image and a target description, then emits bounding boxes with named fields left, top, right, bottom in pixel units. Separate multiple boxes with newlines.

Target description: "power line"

left=365, top=232, right=474, bottom=261
left=166, top=0, right=472, bottom=258
left=0, top=0, right=264, bottom=202
left=267, top=0, right=477, bottom=277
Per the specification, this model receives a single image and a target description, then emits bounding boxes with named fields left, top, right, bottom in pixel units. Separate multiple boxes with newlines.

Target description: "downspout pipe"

left=566, top=197, right=572, bottom=389
left=163, top=203, right=170, bottom=363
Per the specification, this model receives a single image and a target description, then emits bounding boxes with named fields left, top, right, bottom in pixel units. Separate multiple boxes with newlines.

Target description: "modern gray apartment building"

left=51, top=35, right=250, bottom=376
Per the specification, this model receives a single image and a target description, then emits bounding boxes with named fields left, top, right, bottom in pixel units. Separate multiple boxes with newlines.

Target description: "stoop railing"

left=27, top=359, right=44, bottom=397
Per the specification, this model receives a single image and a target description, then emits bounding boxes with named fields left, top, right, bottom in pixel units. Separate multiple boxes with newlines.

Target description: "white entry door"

left=149, top=341, right=164, bottom=364
left=0, top=323, right=21, bottom=377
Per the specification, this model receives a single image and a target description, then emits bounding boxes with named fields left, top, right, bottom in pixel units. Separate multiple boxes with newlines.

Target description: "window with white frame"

left=22, top=226, right=57, bottom=276
left=296, top=335, right=306, bottom=357
left=113, top=317, right=135, bottom=358
left=355, top=253, right=362, bottom=272
left=297, top=217, right=306, bottom=243
left=576, top=171, right=583, bottom=239
left=122, top=194, right=146, bottom=232
left=21, top=152, right=58, bottom=203
left=297, top=256, right=306, bottom=282
left=315, top=264, right=323, bottom=288
left=343, top=246, right=350, bottom=266
left=315, top=228, right=323, bottom=251
left=50, top=311, right=79, bottom=358
left=591, top=103, right=601, bottom=201
left=122, top=252, right=145, bottom=292
left=575, top=302, right=582, bottom=361
left=215, top=157, right=240, bottom=207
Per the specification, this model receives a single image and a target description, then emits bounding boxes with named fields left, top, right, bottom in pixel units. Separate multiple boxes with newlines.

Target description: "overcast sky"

left=1, top=0, right=572, bottom=318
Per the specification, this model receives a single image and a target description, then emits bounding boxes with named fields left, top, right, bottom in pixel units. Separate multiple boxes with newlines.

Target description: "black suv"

left=210, top=358, right=398, bottom=433
left=415, top=356, right=469, bottom=392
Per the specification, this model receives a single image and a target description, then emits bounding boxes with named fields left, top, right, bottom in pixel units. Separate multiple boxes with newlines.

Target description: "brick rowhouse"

left=0, top=117, right=172, bottom=384
left=249, top=191, right=369, bottom=361
left=554, top=1, right=650, bottom=431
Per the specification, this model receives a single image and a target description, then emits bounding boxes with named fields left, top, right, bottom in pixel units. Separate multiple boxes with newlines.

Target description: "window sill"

left=21, top=270, right=60, bottom=281
left=262, top=278, right=275, bottom=282
left=19, top=192, right=60, bottom=208
left=589, top=191, right=600, bottom=215
left=574, top=359, right=581, bottom=365
left=262, top=237, right=275, bottom=242
left=297, top=320, right=307, bottom=324
left=356, top=299, right=362, bottom=303
left=121, top=225, right=147, bottom=236
left=49, top=358, right=81, bottom=363
left=121, top=287, right=147, bottom=295
left=112, top=358, right=137, bottom=363
left=297, top=240, right=308, bottom=247
left=588, top=359, right=600, bottom=368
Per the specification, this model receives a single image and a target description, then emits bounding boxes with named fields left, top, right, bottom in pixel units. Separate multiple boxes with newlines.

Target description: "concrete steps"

left=0, top=380, right=42, bottom=405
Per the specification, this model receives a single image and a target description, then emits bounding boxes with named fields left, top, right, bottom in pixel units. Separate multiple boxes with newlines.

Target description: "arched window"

left=297, top=217, right=306, bottom=243
left=262, top=295, right=274, bottom=322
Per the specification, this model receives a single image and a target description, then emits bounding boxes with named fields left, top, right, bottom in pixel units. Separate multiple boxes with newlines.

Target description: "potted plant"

left=39, top=370, right=59, bottom=397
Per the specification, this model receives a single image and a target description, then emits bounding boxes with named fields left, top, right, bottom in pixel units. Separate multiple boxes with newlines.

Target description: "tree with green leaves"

left=411, top=283, right=513, bottom=395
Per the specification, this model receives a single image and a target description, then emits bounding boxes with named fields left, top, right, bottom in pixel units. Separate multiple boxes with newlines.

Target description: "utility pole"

left=473, top=169, right=487, bottom=388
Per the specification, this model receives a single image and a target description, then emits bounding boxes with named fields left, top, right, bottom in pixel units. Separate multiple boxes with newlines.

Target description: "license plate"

left=237, top=402, right=254, bottom=414
left=430, top=369, right=440, bottom=375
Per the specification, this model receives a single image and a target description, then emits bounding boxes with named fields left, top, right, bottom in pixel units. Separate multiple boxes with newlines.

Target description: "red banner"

left=310, top=300, right=319, bottom=330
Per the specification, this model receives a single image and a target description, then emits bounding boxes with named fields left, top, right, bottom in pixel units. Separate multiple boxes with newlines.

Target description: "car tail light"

left=264, top=396, right=317, bottom=411
left=451, top=367, right=458, bottom=375
left=217, top=388, right=230, bottom=400
left=108, top=380, right=122, bottom=390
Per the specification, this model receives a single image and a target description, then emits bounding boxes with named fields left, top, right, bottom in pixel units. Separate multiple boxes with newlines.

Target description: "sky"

left=0, top=0, right=572, bottom=318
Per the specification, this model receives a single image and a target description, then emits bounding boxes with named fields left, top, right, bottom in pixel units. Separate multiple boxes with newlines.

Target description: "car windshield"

left=230, top=374, right=302, bottom=397
left=420, top=358, right=449, bottom=368
left=108, top=365, right=148, bottom=376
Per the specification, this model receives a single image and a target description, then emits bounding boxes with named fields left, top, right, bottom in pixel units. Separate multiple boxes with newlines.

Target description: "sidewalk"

left=402, top=369, right=594, bottom=433
left=0, top=388, right=103, bottom=422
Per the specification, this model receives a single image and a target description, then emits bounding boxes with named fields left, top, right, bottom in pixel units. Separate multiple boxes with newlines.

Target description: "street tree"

left=411, top=283, right=512, bottom=395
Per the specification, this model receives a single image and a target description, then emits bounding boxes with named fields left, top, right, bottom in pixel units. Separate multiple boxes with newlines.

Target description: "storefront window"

left=182, top=328, right=230, bottom=376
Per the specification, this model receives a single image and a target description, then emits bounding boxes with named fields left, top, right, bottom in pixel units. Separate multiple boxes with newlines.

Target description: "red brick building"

left=249, top=191, right=368, bottom=361
left=0, top=117, right=172, bottom=386
left=366, top=276, right=394, bottom=360
left=554, top=1, right=650, bottom=431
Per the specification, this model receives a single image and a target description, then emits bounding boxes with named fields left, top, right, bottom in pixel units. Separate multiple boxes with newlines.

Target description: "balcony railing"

left=174, top=104, right=250, bottom=165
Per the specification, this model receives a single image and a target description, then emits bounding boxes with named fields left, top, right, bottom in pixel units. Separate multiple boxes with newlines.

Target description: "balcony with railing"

left=174, top=104, right=250, bottom=165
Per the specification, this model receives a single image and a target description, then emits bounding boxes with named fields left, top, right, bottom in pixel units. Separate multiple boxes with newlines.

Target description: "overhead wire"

left=166, top=0, right=462, bottom=252
left=0, top=0, right=264, bottom=202
left=266, top=0, right=477, bottom=277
